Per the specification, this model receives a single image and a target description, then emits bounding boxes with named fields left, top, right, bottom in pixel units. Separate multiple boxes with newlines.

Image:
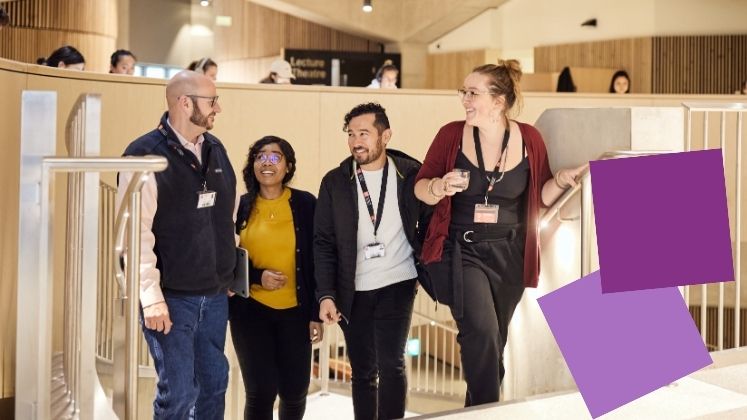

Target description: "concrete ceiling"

left=247, top=0, right=507, bottom=44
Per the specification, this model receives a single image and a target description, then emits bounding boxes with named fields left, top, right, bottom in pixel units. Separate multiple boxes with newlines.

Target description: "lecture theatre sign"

left=284, top=49, right=401, bottom=87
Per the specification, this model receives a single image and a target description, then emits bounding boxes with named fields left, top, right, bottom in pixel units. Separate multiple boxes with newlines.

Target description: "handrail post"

left=581, top=171, right=594, bottom=276
left=125, top=188, right=142, bottom=420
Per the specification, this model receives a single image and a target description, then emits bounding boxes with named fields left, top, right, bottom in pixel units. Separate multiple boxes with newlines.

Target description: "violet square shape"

left=538, top=271, right=712, bottom=418
left=590, top=149, right=734, bottom=293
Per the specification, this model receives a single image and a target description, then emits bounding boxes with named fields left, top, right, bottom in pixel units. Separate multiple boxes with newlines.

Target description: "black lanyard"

left=473, top=125, right=510, bottom=195
left=355, top=159, right=389, bottom=239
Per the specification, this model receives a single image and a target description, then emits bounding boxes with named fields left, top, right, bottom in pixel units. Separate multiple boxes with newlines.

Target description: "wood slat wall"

left=535, top=35, right=747, bottom=94
left=0, top=0, right=118, bottom=73
left=213, top=0, right=380, bottom=83
left=426, top=50, right=488, bottom=90
left=652, top=35, right=747, bottom=94
left=534, top=38, right=652, bottom=94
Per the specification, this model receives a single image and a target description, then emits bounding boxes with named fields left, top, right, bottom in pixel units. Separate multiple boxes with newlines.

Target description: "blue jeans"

left=141, top=292, right=229, bottom=420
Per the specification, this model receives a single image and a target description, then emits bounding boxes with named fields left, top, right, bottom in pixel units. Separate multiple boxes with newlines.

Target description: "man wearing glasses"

left=117, top=70, right=237, bottom=419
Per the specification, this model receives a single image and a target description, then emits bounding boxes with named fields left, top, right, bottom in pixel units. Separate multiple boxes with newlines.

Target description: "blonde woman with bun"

left=414, top=60, right=586, bottom=407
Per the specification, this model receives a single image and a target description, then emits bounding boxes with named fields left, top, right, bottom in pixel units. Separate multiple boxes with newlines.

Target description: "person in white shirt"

left=314, top=103, right=430, bottom=420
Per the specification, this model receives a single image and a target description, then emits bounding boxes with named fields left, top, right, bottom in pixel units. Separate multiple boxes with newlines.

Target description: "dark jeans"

left=229, top=297, right=311, bottom=420
left=341, top=278, right=417, bottom=420
left=451, top=235, right=525, bottom=407
left=141, top=292, right=229, bottom=420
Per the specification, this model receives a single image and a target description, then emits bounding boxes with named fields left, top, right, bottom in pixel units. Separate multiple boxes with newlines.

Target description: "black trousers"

left=450, top=233, right=526, bottom=407
left=229, top=297, right=311, bottom=420
left=341, top=278, right=417, bottom=420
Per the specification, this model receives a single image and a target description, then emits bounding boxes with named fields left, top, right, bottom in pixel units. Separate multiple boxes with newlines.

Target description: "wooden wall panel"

left=0, top=63, right=25, bottom=400
left=426, top=50, right=486, bottom=90
left=535, top=35, right=747, bottom=94
left=214, top=1, right=379, bottom=61
left=212, top=1, right=380, bottom=83
left=652, top=35, right=747, bottom=94
left=0, top=0, right=117, bottom=73
left=534, top=38, right=652, bottom=94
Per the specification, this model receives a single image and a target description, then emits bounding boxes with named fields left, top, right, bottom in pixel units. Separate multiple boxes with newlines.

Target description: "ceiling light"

left=362, top=0, right=373, bottom=13
left=200, top=0, right=210, bottom=7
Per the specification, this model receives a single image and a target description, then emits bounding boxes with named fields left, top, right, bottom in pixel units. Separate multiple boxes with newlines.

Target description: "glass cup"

left=450, top=168, right=470, bottom=190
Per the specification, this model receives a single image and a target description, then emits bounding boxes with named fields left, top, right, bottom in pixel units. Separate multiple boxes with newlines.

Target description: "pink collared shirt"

left=117, top=119, right=240, bottom=307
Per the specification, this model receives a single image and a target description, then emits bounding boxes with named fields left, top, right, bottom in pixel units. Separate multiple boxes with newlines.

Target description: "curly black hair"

left=237, top=136, right=297, bottom=230
left=343, top=102, right=390, bottom=135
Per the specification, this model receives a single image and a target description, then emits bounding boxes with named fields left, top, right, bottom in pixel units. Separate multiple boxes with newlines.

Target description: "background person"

left=110, top=49, right=137, bottom=75
left=259, top=59, right=295, bottom=84
left=188, top=57, right=218, bottom=81
left=230, top=136, right=322, bottom=420
left=556, top=66, right=576, bottom=92
left=414, top=60, right=586, bottom=408
left=609, top=70, right=631, bottom=94
left=367, top=61, right=399, bottom=89
left=37, top=45, right=85, bottom=71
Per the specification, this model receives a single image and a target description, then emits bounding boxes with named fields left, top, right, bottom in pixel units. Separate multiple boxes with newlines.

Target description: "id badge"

left=474, top=203, right=499, bottom=224
left=364, top=242, right=386, bottom=260
left=197, top=190, right=217, bottom=209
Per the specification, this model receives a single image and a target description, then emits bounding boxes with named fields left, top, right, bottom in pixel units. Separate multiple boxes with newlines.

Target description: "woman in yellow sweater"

left=229, top=136, right=322, bottom=420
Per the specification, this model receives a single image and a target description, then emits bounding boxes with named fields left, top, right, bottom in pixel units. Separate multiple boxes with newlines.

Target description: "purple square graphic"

left=538, top=271, right=712, bottom=418
left=591, top=150, right=733, bottom=293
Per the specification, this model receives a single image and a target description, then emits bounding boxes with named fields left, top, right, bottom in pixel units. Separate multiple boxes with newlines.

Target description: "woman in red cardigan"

left=414, top=60, right=586, bottom=407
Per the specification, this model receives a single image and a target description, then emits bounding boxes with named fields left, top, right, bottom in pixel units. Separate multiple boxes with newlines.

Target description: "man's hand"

left=309, top=321, right=324, bottom=343
left=143, top=301, right=172, bottom=335
left=261, top=270, right=288, bottom=290
left=319, top=298, right=341, bottom=325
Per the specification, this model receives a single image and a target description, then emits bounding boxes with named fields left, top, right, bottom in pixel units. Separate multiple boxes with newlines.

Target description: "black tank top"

left=451, top=142, right=529, bottom=226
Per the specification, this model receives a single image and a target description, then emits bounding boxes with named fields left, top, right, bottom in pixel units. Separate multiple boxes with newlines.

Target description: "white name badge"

left=474, top=203, right=499, bottom=224
left=197, top=190, right=217, bottom=208
left=364, top=242, right=386, bottom=260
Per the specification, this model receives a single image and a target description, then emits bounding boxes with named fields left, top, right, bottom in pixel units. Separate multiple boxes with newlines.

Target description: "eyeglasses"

left=187, top=94, right=219, bottom=108
left=457, top=89, right=492, bottom=101
left=254, top=152, right=284, bottom=165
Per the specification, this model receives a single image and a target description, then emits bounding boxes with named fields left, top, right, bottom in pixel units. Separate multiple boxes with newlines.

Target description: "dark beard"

left=190, top=100, right=214, bottom=130
left=353, top=139, right=383, bottom=165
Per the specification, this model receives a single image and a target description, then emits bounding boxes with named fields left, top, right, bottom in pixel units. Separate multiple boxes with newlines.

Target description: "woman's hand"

left=440, top=171, right=468, bottom=195
left=261, top=270, right=287, bottom=290
left=309, top=321, right=324, bottom=343
left=554, top=164, right=589, bottom=188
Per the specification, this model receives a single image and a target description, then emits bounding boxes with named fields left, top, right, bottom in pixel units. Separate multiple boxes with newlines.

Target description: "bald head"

left=166, top=70, right=213, bottom=108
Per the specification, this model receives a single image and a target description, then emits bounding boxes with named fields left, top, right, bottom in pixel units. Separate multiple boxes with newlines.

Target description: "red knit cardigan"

left=415, top=120, right=553, bottom=288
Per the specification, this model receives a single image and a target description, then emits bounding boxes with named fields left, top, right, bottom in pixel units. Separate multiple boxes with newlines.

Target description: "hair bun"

left=498, top=59, right=522, bottom=83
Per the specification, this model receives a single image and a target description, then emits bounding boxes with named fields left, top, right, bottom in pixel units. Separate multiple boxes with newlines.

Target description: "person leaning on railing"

left=229, top=136, right=323, bottom=420
left=413, top=59, right=587, bottom=408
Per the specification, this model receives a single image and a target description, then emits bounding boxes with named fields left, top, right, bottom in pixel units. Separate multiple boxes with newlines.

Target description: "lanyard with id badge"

left=159, top=125, right=217, bottom=210
left=356, top=160, right=389, bottom=259
left=473, top=125, right=510, bottom=224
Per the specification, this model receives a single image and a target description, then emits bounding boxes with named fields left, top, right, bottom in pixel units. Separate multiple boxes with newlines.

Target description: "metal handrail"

left=683, top=101, right=745, bottom=350
left=540, top=150, right=674, bottom=277
left=47, top=156, right=165, bottom=420
left=540, top=150, right=674, bottom=228
left=43, top=156, right=167, bottom=172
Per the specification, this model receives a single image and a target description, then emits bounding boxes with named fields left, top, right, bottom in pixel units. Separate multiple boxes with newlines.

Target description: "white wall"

left=429, top=0, right=747, bottom=66
left=428, top=9, right=500, bottom=53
